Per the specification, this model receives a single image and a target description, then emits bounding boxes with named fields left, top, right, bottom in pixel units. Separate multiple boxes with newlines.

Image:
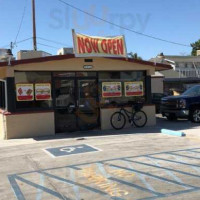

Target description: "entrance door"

left=54, top=79, right=77, bottom=132
left=77, top=79, right=99, bottom=131
left=54, top=78, right=99, bottom=133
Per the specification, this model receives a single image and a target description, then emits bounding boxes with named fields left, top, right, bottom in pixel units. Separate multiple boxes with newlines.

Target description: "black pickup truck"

left=160, top=85, right=200, bottom=123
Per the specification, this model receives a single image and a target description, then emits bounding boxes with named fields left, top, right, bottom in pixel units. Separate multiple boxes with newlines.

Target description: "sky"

left=0, top=0, right=200, bottom=60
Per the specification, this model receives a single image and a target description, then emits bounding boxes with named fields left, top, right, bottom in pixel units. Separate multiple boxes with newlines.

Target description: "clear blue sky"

left=0, top=0, right=200, bottom=60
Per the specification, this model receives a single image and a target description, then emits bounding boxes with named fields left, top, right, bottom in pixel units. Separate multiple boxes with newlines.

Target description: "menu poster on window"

left=35, top=83, right=51, bottom=100
left=125, top=82, right=144, bottom=97
left=102, top=82, right=122, bottom=98
left=16, top=84, right=34, bottom=101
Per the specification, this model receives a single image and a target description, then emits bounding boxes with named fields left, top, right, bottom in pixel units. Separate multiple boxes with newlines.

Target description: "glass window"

left=99, top=71, right=146, bottom=107
left=182, top=85, right=200, bottom=97
left=0, top=81, right=6, bottom=109
left=15, top=72, right=52, bottom=110
left=53, top=72, right=75, bottom=77
left=76, top=72, right=97, bottom=77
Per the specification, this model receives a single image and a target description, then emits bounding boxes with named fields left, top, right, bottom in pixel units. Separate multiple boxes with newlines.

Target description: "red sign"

left=16, top=84, right=34, bottom=101
left=73, top=30, right=127, bottom=58
left=35, top=83, right=51, bottom=101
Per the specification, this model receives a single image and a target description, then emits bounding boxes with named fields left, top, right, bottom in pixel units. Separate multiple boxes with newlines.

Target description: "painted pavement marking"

left=44, top=144, right=101, bottom=158
left=8, top=147, right=200, bottom=200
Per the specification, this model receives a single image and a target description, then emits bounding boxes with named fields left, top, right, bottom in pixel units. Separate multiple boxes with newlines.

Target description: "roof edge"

left=0, top=54, right=171, bottom=70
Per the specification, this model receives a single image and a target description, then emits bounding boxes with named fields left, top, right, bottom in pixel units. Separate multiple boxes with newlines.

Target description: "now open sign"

left=73, top=30, right=127, bottom=58
left=44, top=144, right=100, bottom=158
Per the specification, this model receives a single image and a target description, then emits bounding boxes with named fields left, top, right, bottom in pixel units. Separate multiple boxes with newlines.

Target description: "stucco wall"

left=0, top=114, right=5, bottom=140
left=100, top=105, right=156, bottom=130
left=151, top=78, right=164, bottom=93
left=13, top=58, right=155, bottom=76
left=5, top=112, right=55, bottom=139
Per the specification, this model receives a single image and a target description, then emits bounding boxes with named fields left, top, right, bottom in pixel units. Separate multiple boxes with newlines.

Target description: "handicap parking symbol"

left=44, top=144, right=100, bottom=157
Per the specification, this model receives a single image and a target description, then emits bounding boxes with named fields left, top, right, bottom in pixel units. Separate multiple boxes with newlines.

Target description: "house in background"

left=150, top=51, right=200, bottom=95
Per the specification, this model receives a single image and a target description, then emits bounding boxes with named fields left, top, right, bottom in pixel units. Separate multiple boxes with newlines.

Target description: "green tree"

left=128, top=52, right=142, bottom=60
left=191, top=39, right=200, bottom=56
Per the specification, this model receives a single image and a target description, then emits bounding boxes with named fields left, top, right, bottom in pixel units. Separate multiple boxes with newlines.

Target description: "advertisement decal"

left=16, top=84, right=34, bottom=101
left=102, top=82, right=122, bottom=98
left=125, top=82, right=144, bottom=97
left=35, top=83, right=51, bottom=100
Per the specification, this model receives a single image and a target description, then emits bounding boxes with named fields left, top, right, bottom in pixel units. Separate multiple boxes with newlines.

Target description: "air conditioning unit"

left=0, top=49, right=15, bottom=63
left=17, top=50, right=52, bottom=60
left=57, top=48, right=74, bottom=55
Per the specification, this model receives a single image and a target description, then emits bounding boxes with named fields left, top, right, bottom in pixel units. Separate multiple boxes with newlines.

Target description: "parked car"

left=161, top=85, right=200, bottom=122
left=152, top=93, right=166, bottom=113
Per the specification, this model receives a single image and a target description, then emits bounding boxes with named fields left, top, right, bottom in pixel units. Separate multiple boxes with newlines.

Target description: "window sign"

left=16, top=84, right=34, bottom=101
left=125, top=82, right=144, bottom=97
left=35, top=83, right=51, bottom=101
left=102, top=82, right=122, bottom=98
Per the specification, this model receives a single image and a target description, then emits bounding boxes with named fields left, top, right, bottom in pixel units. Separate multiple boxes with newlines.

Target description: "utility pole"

left=32, top=0, right=37, bottom=51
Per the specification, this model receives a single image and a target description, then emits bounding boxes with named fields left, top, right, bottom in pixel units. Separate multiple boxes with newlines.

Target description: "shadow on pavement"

left=33, top=115, right=200, bottom=141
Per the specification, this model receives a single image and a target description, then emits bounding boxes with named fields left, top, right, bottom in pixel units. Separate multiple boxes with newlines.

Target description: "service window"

left=15, top=72, right=52, bottom=110
left=99, top=71, right=146, bottom=107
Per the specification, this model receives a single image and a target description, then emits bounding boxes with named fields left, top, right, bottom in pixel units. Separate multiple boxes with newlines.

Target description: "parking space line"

left=172, top=155, right=200, bottom=175
left=8, top=175, right=26, bottom=200
left=166, top=152, right=200, bottom=160
left=105, top=163, right=197, bottom=189
left=38, top=171, right=108, bottom=196
left=8, top=147, right=200, bottom=200
left=36, top=174, right=44, bottom=200
left=123, top=160, right=157, bottom=193
left=109, top=177, right=163, bottom=197
left=96, top=163, right=125, bottom=200
left=14, top=175, right=70, bottom=200
left=124, top=158, right=200, bottom=180
left=187, top=150, right=200, bottom=154
left=69, top=168, right=80, bottom=200
left=146, top=155, right=200, bottom=168
left=139, top=187, right=200, bottom=200
left=12, top=148, right=200, bottom=177
left=146, top=157, right=188, bottom=189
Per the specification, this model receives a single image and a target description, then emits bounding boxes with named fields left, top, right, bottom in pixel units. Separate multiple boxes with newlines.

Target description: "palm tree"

left=128, top=52, right=142, bottom=60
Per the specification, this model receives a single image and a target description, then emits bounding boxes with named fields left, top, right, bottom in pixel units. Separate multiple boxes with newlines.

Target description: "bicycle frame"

left=120, top=107, right=133, bottom=121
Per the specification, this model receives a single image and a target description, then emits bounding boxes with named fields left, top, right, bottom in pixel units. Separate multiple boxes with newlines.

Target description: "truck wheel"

left=166, top=114, right=177, bottom=121
left=190, top=108, right=200, bottom=123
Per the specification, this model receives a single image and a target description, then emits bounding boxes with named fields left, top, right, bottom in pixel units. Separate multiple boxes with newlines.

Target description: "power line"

left=1, top=37, right=33, bottom=49
left=14, top=0, right=28, bottom=45
left=16, top=37, right=33, bottom=45
left=37, top=42, right=59, bottom=49
left=57, top=0, right=191, bottom=48
left=37, top=37, right=69, bottom=46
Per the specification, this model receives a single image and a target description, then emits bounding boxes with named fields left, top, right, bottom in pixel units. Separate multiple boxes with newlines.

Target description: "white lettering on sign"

left=60, top=146, right=83, bottom=153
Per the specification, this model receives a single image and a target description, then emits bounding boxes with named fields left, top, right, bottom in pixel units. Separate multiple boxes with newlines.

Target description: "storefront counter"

left=100, top=104, right=156, bottom=130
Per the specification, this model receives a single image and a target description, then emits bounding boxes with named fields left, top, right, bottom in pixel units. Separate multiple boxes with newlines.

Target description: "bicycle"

left=110, top=103, right=147, bottom=130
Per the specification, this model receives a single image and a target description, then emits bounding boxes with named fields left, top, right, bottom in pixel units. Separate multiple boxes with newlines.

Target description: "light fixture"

left=6, top=49, right=13, bottom=66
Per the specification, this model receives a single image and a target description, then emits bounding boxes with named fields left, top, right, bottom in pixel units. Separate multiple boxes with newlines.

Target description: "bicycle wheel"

left=110, top=112, right=126, bottom=130
left=133, top=111, right=147, bottom=127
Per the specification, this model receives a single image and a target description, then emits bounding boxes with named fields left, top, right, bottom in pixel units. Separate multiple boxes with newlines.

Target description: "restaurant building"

left=0, top=32, right=171, bottom=139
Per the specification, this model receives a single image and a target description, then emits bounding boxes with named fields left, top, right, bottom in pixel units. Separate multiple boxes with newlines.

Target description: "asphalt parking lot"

left=1, top=115, right=200, bottom=200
